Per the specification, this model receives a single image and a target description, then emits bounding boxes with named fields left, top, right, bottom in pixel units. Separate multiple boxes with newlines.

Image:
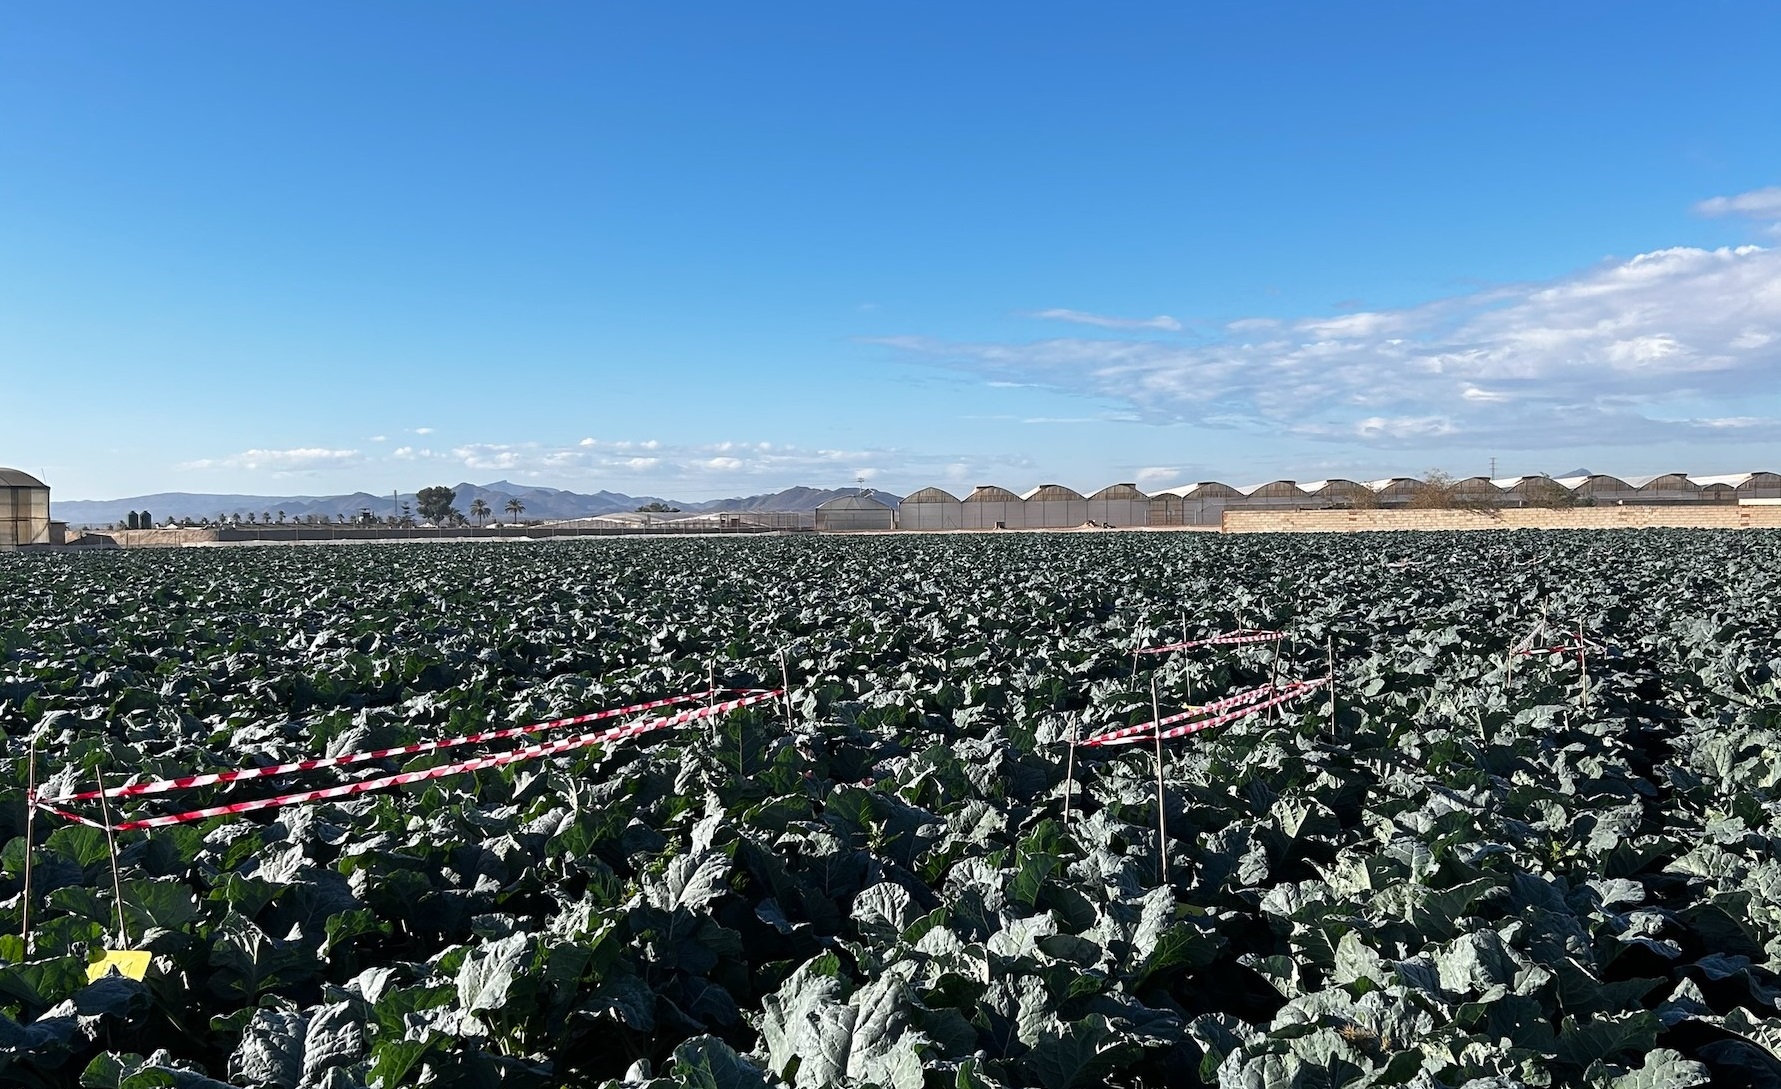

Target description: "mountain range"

left=53, top=482, right=903, bottom=526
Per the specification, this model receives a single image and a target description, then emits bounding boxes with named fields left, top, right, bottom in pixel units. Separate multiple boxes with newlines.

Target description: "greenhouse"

left=897, top=487, right=964, bottom=530
left=1627, top=473, right=1701, bottom=503
left=1553, top=473, right=1639, bottom=504
left=962, top=485, right=1025, bottom=529
left=1692, top=471, right=1781, bottom=500
left=813, top=492, right=895, bottom=532
left=1300, top=479, right=1373, bottom=506
left=1364, top=477, right=1429, bottom=505
left=0, top=467, right=50, bottom=549
left=1149, top=482, right=1240, bottom=526
left=1020, top=484, right=1088, bottom=528
left=1085, top=483, right=1148, bottom=526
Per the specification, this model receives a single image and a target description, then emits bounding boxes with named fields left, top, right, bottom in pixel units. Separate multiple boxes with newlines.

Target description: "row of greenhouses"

left=868, top=471, right=1781, bottom=529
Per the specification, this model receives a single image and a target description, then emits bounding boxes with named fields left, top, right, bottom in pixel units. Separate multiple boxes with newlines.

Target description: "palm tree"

left=469, top=498, right=491, bottom=527
left=504, top=498, right=525, bottom=523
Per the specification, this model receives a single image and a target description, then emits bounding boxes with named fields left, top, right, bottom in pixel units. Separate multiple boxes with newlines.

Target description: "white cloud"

left=1028, top=308, right=1183, bottom=332
left=181, top=448, right=362, bottom=473
left=367, top=435, right=388, bottom=443
left=1134, top=466, right=1179, bottom=485
left=1695, top=186, right=1781, bottom=220
left=412, top=426, right=435, bottom=435
left=879, top=236, right=1781, bottom=449
left=444, top=439, right=1032, bottom=488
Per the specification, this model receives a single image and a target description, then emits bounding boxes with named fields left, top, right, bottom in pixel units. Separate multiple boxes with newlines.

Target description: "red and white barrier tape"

left=34, top=689, right=782, bottom=832
left=1514, top=639, right=1605, bottom=657
left=1137, top=629, right=1283, bottom=655
left=1080, top=678, right=1327, bottom=748
left=42, top=689, right=722, bottom=804
left=1078, top=683, right=1287, bottom=748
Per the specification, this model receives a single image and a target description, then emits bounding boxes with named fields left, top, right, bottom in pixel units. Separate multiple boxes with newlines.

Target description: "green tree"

left=469, top=498, right=491, bottom=526
left=415, top=486, right=456, bottom=523
left=636, top=501, right=682, bottom=513
left=504, top=498, right=525, bottom=522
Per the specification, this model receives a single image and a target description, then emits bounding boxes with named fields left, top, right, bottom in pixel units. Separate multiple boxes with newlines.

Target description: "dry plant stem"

left=21, top=741, right=36, bottom=949
left=95, top=766, right=128, bottom=946
left=1151, top=674, right=1168, bottom=885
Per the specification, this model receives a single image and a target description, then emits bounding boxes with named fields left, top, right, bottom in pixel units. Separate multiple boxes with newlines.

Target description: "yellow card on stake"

left=87, top=950, right=151, bottom=982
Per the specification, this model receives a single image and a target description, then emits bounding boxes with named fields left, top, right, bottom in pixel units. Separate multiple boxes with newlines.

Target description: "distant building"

left=814, top=492, right=895, bottom=532
left=898, top=487, right=964, bottom=530
left=1, top=468, right=51, bottom=548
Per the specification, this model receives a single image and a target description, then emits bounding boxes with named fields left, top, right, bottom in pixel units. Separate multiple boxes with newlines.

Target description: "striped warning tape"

left=33, top=689, right=782, bottom=832
left=1137, top=629, right=1283, bottom=655
left=1080, top=678, right=1327, bottom=748
left=1514, top=639, right=1606, bottom=657
left=42, top=689, right=722, bottom=803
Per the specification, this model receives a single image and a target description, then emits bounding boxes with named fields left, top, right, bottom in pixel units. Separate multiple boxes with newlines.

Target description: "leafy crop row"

left=3, top=531, right=1780, bottom=1087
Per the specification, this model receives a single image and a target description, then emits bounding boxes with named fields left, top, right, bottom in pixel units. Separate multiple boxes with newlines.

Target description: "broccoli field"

left=4, top=531, right=1781, bottom=1089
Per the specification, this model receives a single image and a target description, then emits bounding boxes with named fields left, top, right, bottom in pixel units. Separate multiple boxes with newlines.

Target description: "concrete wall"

left=1224, top=506, right=1781, bottom=533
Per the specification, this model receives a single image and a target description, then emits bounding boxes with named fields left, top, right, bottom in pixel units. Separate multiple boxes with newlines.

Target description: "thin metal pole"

left=1062, top=717, right=1078, bottom=828
left=778, top=648, right=794, bottom=730
left=1269, top=633, right=1283, bottom=721
left=94, top=766, right=128, bottom=947
left=1151, top=675, right=1168, bottom=885
left=1326, top=635, right=1337, bottom=730
left=1577, top=621, right=1589, bottom=707
left=21, top=740, right=37, bottom=950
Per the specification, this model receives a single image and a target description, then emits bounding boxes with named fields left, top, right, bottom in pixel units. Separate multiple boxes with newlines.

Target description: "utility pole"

left=1489, top=457, right=1498, bottom=480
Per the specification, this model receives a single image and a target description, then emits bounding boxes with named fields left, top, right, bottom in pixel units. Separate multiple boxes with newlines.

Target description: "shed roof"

left=816, top=492, right=893, bottom=511
left=1163, top=481, right=1240, bottom=498
left=1554, top=474, right=1633, bottom=490
left=1021, top=484, right=1085, bottom=501
left=1300, top=478, right=1367, bottom=494
left=965, top=485, right=1022, bottom=502
left=1690, top=472, right=1780, bottom=488
left=902, top=486, right=962, bottom=504
left=0, top=468, right=47, bottom=489
left=1238, top=480, right=1305, bottom=497
left=1364, top=477, right=1426, bottom=493
left=1087, top=483, right=1146, bottom=500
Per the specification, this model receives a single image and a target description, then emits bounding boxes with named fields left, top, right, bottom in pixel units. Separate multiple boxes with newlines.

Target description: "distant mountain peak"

left=51, top=482, right=899, bottom=525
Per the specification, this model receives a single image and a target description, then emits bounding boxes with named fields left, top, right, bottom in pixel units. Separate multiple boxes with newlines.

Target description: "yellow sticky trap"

left=87, top=950, right=151, bottom=982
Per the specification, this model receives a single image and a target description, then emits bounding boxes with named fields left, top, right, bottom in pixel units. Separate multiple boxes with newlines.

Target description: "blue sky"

left=5, top=3, right=1781, bottom=501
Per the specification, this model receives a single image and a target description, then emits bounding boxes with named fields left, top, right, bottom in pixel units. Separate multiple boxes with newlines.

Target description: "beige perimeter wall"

left=1224, top=507, right=1781, bottom=533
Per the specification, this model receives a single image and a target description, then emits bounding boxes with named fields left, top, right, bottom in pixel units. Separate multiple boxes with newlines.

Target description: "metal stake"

left=778, top=648, right=794, bottom=730
left=20, top=740, right=37, bottom=950
left=1577, top=621, right=1589, bottom=707
left=1269, top=632, right=1283, bottom=721
left=94, top=766, right=128, bottom=947
left=1151, top=675, right=1168, bottom=885
left=1326, top=635, right=1337, bottom=732
left=1062, top=716, right=1078, bottom=828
